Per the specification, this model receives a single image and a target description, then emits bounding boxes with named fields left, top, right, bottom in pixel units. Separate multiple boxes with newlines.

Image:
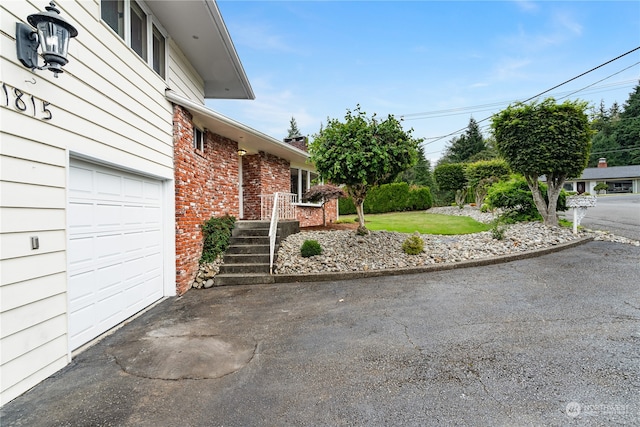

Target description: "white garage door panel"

left=68, top=160, right=164, bottom=351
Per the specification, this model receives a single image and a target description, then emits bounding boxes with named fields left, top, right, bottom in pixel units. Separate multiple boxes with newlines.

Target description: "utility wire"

left=557, top=62, right=640, bottom=101
left=419, top=46, right=640, bottom=146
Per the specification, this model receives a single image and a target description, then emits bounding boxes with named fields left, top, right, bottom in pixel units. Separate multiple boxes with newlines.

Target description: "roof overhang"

left=146, top=0, right=254, bottom=100
left=166, top=90, right=310, bottom=166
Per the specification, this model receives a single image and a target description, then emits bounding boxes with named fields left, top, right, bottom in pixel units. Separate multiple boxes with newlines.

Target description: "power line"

left=403, top=79, right=636, bottom=121
left=419, top=46, right=640, bottom=147
left=557, top=62, right=640, bottom=101
left=591, top=146, right=640, bottom=155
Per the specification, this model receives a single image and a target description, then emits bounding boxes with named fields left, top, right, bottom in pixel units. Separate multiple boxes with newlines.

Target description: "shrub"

left=339, top=196, right=357, bottom=215
left=490, top=218, right=507, bottom=240
left=486, top=175, right=567, bottom=223
left=594, top=182, right=608, bottom=193
left=486, top=176, right=538, bottom=222
left=364, top=182, right=410, bottom=213
left=301, top=240, right=323, bottom=257
left=434, top=163, right=467, bottom=192
left=200, top=215, right=236, bottom=264
left=338, top=183, right=432, bottom=215
left=402, top=233, right=424, bottom=255
left=455, top=188, right=467, bottom=209
left=407, top=186, right=433, bottom=210
left=465, top=159, right=511, bottom=189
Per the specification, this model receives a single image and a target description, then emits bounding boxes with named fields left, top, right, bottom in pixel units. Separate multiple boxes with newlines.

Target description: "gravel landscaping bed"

left=274, top=207, right=639, bottom=275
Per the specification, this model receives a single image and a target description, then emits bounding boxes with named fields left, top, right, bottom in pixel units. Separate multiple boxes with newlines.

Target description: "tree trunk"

left=346, top=184, right=369, bottom=235
left=545, top=176, right=565, bottom=227
left=525, top=174, right=563, bottom=226
left=355, top=201, right=368, bottom=234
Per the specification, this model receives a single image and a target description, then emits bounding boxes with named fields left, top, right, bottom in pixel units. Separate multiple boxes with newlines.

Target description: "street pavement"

left=1, top=240, right=639, bottom=426
left=562, top=193, right=640, bottom=240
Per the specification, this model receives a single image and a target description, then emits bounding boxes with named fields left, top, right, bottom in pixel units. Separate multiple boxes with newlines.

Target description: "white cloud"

left=552, top=10, right=583, bottom=36
left=228, top=22, right=297, bottom=54
left=513, top=0, right=539, bottom=13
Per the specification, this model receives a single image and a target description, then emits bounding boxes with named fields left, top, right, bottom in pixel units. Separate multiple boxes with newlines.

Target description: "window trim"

left=193, top=126, right=205, bottom=152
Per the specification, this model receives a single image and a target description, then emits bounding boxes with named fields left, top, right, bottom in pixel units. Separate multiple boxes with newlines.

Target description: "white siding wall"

left=0, top=0, right=192, bottom=405
left=168, top=39, right=205, bottom=104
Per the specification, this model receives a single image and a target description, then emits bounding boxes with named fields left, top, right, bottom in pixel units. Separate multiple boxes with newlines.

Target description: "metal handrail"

left=268, top=192, right=280, bottom=274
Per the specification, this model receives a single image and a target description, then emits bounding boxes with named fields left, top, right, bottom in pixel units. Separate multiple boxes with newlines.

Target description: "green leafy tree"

left=491, top=98, right=592, bottom=226
left=434, top=162, right=467, bottom=192
left=309, top=106, right=421, bottom=234
left=433, top=162, right=467, bottom=205
left=465, top=159, right=511, bottom=206
left=287, top=116, right=302, bottom=138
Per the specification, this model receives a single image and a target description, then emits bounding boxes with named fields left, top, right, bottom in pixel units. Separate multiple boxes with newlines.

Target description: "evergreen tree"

left=613, top=83, right=640, bottom=165
left=287, top=116, right=302, bottom=138
left=589, top=82, right=640, bottom=166
left=397, top=145, right=434, bottom=188
left=441, top=117, right=486, bottom=163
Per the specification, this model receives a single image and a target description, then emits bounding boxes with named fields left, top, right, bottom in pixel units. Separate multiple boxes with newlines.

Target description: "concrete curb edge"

left=271, top=236, right=595, bottom=284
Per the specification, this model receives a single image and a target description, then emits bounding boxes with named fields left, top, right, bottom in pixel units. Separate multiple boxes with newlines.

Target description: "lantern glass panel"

left=36, top=20, right=69, bottom=59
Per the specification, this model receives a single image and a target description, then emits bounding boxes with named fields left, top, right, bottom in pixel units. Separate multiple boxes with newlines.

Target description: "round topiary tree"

left=491, top=98, right=592, bottom=226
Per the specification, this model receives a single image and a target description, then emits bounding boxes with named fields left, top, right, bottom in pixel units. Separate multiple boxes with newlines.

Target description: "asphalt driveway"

left=2, top=241, right=639, bottom=426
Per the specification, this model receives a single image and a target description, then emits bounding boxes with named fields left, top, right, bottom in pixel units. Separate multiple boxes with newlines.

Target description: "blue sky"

left=208, top=1, right=640, bottom=164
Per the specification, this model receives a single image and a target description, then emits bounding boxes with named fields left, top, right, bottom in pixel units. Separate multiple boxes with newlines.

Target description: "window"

left=101, top=0, right=167, bottom=78
left=193, top=127, right=204, bottom=151
left=152, top=25, right=165, bottom=78
left=130, top=1, right=147, bottom=60
left=290, top=168, right=321, bottom=204
left=102, top=0, right=124, bottom=38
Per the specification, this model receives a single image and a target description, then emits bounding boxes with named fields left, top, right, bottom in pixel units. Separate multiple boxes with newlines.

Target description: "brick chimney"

left=284, top=135, right=308, bottom=152
left=598, top=157, right=607, bottom=168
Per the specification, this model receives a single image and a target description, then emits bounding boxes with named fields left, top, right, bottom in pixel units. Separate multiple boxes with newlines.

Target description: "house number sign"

left=1, top=81, right=52, bottom=120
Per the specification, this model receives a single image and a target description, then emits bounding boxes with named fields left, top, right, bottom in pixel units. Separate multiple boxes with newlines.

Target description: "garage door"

left=68, top=159, right=164, bottom=350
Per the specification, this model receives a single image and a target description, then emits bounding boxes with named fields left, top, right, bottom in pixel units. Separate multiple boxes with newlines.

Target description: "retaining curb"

left=270, top=236, right=595, bottom=284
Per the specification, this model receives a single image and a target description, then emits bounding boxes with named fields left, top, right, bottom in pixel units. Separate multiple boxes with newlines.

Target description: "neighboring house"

left=563, top=158, right=640, bottom=194
left=1, top=0, right=334, bottom=406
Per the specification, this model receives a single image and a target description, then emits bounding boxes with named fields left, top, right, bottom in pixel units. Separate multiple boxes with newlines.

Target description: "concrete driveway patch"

left=109, top=332, right=256, bottom=380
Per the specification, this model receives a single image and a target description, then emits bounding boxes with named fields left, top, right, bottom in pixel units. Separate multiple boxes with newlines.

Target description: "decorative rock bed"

left=192, top=206, right=639, bottom=286
left=275, top=207, right=639, bottom=275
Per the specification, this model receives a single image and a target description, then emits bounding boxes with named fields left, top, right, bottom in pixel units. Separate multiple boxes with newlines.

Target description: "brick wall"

left=173, top=105, right=239, bottom=294
left=242, top=151, right=290, bottom=220
left=297, top=199, right=338, bottom=227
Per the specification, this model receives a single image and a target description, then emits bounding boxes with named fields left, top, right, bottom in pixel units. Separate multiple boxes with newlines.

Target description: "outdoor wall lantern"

left=16, top=1, right=78, bottom=77
left=237, top=149, right=247, bottom=156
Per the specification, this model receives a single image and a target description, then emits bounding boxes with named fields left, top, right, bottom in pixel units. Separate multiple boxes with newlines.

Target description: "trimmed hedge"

left=338, top=182, right=432, bottom=215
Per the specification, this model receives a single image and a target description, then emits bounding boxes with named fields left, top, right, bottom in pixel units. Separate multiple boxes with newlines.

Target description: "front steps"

left=214, top=220, right=299, bottom=286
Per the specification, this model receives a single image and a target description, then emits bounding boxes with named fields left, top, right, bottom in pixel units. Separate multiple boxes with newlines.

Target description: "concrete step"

left=222, top=253, right=270, bottom=264
left=232, top=227, right=269, bottom=237
left=214, top=273, right=275, bottom=286
left=233, top=220, right=271, bottom=230
left=229, top=236, right=271, bottom=246
left=225, top=245, right=271, bottom=255
left=219, top=263, right=270, bottom=274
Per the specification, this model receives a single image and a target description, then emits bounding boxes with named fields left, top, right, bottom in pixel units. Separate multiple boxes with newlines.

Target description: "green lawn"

left=339, top=211, right=491, bottom=235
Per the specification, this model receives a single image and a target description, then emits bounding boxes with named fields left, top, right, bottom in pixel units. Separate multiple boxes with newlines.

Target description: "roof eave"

left=166, top=90, right=309, bottom=164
